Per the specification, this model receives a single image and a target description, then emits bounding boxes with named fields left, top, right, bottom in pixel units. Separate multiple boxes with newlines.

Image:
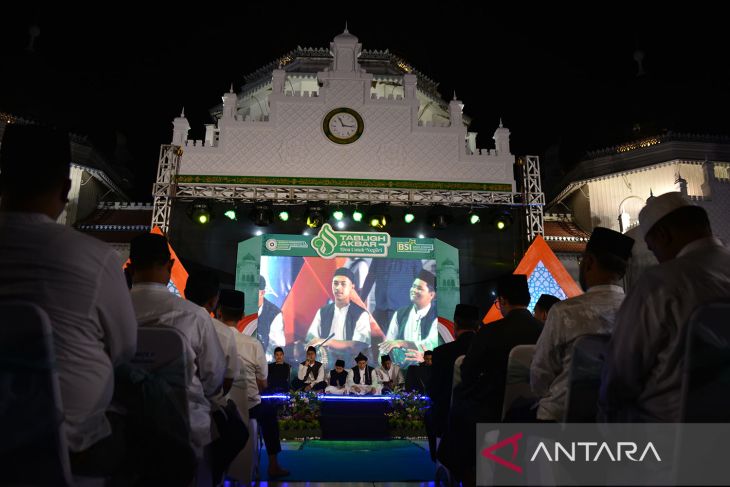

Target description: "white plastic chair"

left=501, top=344, right=537, bottom=420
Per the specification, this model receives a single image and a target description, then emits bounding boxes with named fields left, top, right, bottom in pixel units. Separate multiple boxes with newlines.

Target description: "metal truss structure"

left=151, top=145, right=545, bottom=240
left=521, top=154, right=545, bottom=240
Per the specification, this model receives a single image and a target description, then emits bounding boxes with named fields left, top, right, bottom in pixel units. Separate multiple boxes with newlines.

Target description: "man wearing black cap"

left=129, top=233, right=226, bottom=456
left=348, top=352, right=381, bottom=395
left=602, top=193, right=730, bottom=421
left=219, top=288, right=289, bottom=479
left=533, top=294, right=561, bottom=324
left=305, top=267, right=371, bottom=365
left=294, top=346, right=327, bottom=392
left=380, top=269, right=439, bottom=363
left=428, top=304, right=480, bottom=441
left=531, top=227, right=634, bottom=422
left=256, top=275, right=285, bottom=362
left=0, top=124, right=138, bottom=476
left=325, top=359, right=352, bottom=395
left=443, top=274, right=541, bottom=484
left=375, top=354, right=404, bottom=392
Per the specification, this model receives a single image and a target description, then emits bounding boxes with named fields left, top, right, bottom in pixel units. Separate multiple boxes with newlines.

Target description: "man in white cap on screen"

left=600, top=192, right=730, bottom=421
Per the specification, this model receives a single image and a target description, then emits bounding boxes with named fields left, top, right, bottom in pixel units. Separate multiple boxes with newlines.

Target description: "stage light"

left=224, top=210, right=237, bottom=221
left=190, top=202, right=212, bottom=225
left=332, top=209, right=345, bottom=221
left=367, top=206, right=390, bottom=230
left=255, top=230, right=263, bottom=236
left=305, top=204, right=327, bottom=228
left=336, top=221, right=346, bottom=229
left=249, top=204, right=273, bottom=227
left=492, top=209, right=513, bottom=230
left=418, top=233, right=425, bottom=239
left=278, top=210, right=289, bottom=222
left=404, top=211, right=415, bottom=224
left=468, top=210, right=481, bottom=225
left=428, top=212, right=452, bottom=229
left=352, top=209, right=363, bottom=222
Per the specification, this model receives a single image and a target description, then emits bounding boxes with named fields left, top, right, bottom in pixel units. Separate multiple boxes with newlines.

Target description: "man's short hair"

left=0, top=124, right=71, bottom=195
left=307, top=346, right=317, bottom=354
left=185, top=270, right=220, bottom=306
left=381, top=354, right=391, bottom=364
left=274, top=346, right=284, bottom=354
left=454, top=304, right=480, bottom=331
left=423, top=350, right=433, bottom=358
left=129, top=233, right=171, bottom=268
left=535, top=294, right=561, bottom=313
left=497, top=274, right=530, bottom=306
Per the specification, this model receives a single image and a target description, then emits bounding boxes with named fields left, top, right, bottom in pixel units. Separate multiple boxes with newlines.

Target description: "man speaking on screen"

left=379, top=269, right=438, bottom=364
left=305, top=267, right=371, bottom=366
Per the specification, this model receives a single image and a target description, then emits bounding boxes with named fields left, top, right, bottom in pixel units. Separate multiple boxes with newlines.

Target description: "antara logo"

left=481, top=433, right=662, bottom=474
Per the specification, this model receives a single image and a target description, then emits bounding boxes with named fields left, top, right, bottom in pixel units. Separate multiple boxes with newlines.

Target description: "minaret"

left=493, top=118, right=511, bottom=156
left=221, top=84, right=238, bottom=121
left=330, top=24, right=361, bottom=73
left=171, top=107, right=190, bottom=146
left=449, top=91, right=464, bottom=127
left=675, top=170, right=688, bottom=196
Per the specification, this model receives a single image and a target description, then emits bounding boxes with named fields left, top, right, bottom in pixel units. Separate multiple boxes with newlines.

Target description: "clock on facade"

left=322, top=107, right=364, bottom=144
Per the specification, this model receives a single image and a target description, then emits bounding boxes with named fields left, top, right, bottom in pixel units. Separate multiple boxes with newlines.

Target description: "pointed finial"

left=344, top=21, right=349, bottom=33
left=453, top=91, right=457, bottom=101
left=229, top=83, right=234, bottom=93
left=650, top=189, right=654, bottom=197
left=180, top=107, right=185, bottom=117
left=499, top=117, right=504, bottom=128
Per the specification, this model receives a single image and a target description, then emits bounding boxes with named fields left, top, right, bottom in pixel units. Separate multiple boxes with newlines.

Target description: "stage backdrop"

left=235, top=224, right=458, bottom=369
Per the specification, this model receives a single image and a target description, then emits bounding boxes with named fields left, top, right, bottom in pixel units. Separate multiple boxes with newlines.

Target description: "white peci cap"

left=638, top=192, right=693, bottom=238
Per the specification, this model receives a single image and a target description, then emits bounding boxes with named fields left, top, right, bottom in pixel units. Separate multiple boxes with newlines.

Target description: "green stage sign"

left=312, top=224, right=390, bottom=259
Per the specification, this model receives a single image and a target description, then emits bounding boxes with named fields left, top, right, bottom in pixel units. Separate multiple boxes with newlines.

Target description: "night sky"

left=3, top=5, right=729, bottom=201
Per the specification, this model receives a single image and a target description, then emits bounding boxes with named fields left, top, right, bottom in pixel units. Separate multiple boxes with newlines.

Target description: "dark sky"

left=3, top=4, right=730, bottom=200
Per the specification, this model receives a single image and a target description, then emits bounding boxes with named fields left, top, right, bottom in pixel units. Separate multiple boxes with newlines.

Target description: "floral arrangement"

left=385, top=389, right=429, bottom=437
left=278, top=390, right=321, bottom=437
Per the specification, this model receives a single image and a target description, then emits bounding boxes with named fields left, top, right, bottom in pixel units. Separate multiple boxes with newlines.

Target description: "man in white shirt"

left=531, top=227, right=634, bottom=421
left=601, top=193, right=730, bottom=421
left=380, top=269, right=439, bottom=363
left=375, top=354, right=404, bottom=392
left=306, top=267, right=371, bottom=366
left=348, top=352, right=382, bottom=395
left=219, top=289, right=289, bottom=478
left=0, top=125, right=137, bottom=476
left=186, top=270, right=240, bottom=398
left=294, top=346, right=328, bottom=391
left=256, top=276, right=285, bottom=362
left=128, top=233, right=226, bottom=454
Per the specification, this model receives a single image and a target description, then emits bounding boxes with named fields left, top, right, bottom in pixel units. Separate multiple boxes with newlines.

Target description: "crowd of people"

left=3, top=124, right=729, bottom=487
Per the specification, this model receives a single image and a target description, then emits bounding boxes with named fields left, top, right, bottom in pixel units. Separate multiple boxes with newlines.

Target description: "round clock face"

left=323, top=108, right=364, bottom=144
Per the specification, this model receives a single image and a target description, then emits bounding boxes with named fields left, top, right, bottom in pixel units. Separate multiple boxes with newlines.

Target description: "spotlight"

left=367, top=206, right=390, bottom=230
left=255, top=230, right=263, bottom=236
left=418, top=233, right=425, bottom=239
left=352, top=209, right=363, bottom=222
left=190, top=202, right=212, bottom=225
left=491, top=209, right=513, bottom=230
left=468, top=210, right=481, bottom=225
left=278, top=210, right=289, bottom=222
left=404, top=209, right=415, bottom=224
left=336, top=221, right=346, bottom=229
left=305, top=204, right=327, bottom=228
left=428, top=212, right=452, bottom=229
left=332, top=209, right=345, bottom=221
left=224, top=209, right=237, bottom=221
left=249, top=204, right=273, bottom=227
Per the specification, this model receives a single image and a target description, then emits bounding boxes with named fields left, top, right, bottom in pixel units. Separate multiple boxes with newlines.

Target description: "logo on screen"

left=311, top=223, right=390, bottom=259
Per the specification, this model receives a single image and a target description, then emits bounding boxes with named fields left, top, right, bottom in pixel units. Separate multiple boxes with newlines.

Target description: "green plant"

left=385, top=389, right=429, bottom=432
left=279, top=390, right=321, bottom=422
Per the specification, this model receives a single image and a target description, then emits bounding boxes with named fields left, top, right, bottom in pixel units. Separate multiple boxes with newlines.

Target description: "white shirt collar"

left=677, top=237, right=725, bottom=258
left=414, top=303, right=431, bottom=318
left=131, top=282, right=169, bottom=291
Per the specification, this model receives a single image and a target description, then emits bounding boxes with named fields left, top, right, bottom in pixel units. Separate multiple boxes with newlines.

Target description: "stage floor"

left=251, top=439, right=435, bottom=483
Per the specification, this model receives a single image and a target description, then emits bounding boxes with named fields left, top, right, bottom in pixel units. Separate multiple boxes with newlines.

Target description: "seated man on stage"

left=292, top=346, right=327, bottom=392
left=305, top=267, right=371, bottom=367
left=347, top=352, right=382, bottom=395
left=375, top=354, right=404, bottom=393
left=380, top=269, right=439, bottom=365
left=266, top=347, right=292, bottom=393
left=324, top=359, right=352, bottom=395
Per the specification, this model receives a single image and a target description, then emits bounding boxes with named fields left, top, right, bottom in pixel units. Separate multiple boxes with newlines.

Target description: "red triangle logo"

left=481, top=432, right=524, bottom=474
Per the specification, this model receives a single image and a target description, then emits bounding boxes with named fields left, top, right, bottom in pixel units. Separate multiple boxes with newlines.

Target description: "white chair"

left=501, top=344, right=537, bottom=421
left=0, top=300, right=73, bottom=486
left=563, top=334, right=610, bottom=422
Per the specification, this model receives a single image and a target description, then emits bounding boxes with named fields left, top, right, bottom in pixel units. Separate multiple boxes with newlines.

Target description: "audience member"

left=531, top=227, right=633, bottom=422
left=601, top=193, right=730, bottom=421
left=0, top=124, right=137, bottom=477
left=219, top=289, right=289, bottom=478
left=533, top=294, right=561, bottom=323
